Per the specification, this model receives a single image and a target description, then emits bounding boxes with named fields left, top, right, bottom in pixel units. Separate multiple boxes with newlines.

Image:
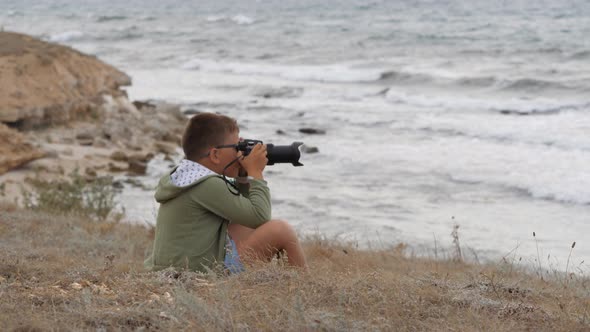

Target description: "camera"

left=238, top=139, right=304, bottom=166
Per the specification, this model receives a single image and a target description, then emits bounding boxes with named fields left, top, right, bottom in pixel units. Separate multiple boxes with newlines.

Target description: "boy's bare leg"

left=228, top=221, right=307, bottom=270
left=227, top=223, right=255, bottom=243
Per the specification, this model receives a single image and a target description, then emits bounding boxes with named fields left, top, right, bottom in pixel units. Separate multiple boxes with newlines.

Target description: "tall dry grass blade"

left=451, top=224, right=462, bottom=262
left=565, top=241, right=576, bottom=284
left=533, top=231, right=543, bottom=280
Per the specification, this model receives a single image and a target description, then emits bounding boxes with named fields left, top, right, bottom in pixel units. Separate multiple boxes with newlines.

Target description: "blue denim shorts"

left=224, top=235, right=244, bottom=274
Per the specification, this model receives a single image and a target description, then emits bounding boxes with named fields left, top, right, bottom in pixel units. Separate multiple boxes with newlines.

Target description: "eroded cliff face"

left=0, top=31, right=131, bottom=128
left=0, top=123, right=45, bottom=174
left=0, top=32, right=186, bottom=180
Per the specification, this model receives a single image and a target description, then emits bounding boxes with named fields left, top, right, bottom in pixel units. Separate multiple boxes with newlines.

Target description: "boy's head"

left=182, top=113, right=241, bottom=175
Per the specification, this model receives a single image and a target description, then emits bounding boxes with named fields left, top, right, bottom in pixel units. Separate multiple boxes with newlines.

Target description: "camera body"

left=237, top=139, right=264, bottom=156
left=237, top=139, right=304, bottom=166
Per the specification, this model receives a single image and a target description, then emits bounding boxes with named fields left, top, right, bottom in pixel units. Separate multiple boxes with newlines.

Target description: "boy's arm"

left=191, top=176, right=271, bottom=228
left=236, top=177, right=250, bottom=198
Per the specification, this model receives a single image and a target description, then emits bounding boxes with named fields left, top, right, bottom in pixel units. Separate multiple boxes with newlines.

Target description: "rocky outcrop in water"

left=299, top=127, right=326, bottom=135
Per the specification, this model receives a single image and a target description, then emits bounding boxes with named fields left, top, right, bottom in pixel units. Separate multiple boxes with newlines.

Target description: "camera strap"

left=222, top=156, right=242, bottom=196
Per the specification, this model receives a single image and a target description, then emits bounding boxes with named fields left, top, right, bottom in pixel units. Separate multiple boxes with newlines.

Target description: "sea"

left=2, top=0, right=589, bottom=272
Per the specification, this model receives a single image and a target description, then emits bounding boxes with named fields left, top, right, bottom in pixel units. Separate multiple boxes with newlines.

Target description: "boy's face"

left=215, top=130, right=241, bottom=177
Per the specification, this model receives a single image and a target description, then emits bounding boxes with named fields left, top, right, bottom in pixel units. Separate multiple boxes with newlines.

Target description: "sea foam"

left=231, top=15, right=255, bottom=25
left=204, top=14, right=255, bottom=25
left=48, top=30, right=85, bottom=42
left=181, top=58, right=385, bottom=83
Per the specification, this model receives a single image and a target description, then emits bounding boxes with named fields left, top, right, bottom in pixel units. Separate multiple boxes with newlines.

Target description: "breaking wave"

left=48, top=30, right=86, bottom=43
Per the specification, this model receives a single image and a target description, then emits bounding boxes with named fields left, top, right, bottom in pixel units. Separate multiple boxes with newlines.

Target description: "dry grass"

left=0, top=204, right=589, bottom=331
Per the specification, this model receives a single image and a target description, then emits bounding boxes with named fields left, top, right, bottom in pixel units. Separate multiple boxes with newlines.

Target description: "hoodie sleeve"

left=190, top=176, right=271, bottom=228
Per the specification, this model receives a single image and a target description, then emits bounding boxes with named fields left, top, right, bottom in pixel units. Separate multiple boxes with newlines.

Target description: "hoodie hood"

left=154, top=159, right=218, bottom=203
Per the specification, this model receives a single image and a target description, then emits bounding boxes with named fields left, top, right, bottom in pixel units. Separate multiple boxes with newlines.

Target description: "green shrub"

left=21, top=169, right=119, bottom=221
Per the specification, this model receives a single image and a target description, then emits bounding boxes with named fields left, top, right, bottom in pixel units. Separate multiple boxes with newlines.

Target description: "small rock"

left=85, top=167, right=97, bottom=177
left=182, top=108, right=201, bottom=115
left=43, top=148, right=59, bottom=159
left=112, top=180, right=124, bottom=189
left=376, top=87, right=390, bottom=96
left=78, top=138, right=94, bottom=146
left=128, top=160, right=147, bottom=175
left=62, top=148, right=74, bottom=156
left=108, top=162, right=128, bottom=172
left=93, top=138, right=108, bottom=148
left=299, top=128, right=326, bottom=135
left=276, top=129, right=286, bottom=135
left=110, top=150, right=128, bottom=162
left=302, top=145, right=319, bottom=153
left=0, top=276, right=6, bottom=284
left=132, top=100, right=156, bottom=111
left=154, top=141, right=178, bottom=155
left=256, top=87, right=303, bottom=99
left=76, top=132, right=94, bottom=140
left=161, top=132, right=181, bottom=143
left=130, top=152, right=155, bottom=163
left=124, top=178, right=145, bottom=188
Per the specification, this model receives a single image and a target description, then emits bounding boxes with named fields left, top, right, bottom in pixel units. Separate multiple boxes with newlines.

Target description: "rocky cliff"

left=0, top=31, right=131, bottom=128
left=0, top=31, right=186, bottom=185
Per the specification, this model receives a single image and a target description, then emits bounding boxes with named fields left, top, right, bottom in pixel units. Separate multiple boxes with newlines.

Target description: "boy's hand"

left=238, top=143, right=267, bottom=180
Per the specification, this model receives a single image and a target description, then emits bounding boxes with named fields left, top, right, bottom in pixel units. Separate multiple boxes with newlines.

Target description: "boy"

left=144, top=112, right=307, bottom=274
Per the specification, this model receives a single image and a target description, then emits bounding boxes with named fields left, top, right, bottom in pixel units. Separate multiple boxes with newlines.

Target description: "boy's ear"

left=209, top=148, right=220, bottom=164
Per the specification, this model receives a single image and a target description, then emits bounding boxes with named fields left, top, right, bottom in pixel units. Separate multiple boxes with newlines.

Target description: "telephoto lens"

left=267, top=142, right=304, bottom=166
left=238, top=139, right=304, bottom=166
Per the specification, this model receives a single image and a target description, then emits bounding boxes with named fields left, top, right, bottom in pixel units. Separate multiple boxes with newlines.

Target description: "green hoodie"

left=144, top=164, right=271, bottom=273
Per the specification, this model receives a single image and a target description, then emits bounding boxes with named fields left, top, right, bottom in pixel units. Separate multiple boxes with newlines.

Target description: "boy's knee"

left=267, top=219, right=296, bottom=237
